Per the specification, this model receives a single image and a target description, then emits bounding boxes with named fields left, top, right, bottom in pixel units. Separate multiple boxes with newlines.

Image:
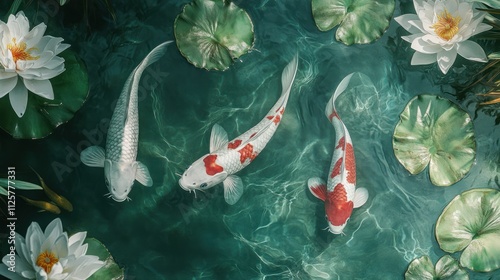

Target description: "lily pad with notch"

left=405, top=255, right=468, bottom=280
left=436, top=188, right=500, bottom=273
left=0, top=50, right=89, bottom=139
left=174, top=0, right=255, bottom=71
left=86, top=238, right=124, bottom=280
left=311, top=0, right=395, bottom=45
left=393, top=94, right=475, bottom=187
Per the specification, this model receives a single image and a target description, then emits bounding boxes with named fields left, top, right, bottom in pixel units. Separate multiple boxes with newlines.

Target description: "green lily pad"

left=174, top=0, right=254, bottom=71
left=0, top=50, right=89, bottom=139
left=311, top=0, right=395, bottom=45
left=436, top=188, right=500, bottom=272
left=405, top=255, right=468, bottom=280
left=393, top=95, right=475, bottom=187
left=86, top=238, right=124, bottom=280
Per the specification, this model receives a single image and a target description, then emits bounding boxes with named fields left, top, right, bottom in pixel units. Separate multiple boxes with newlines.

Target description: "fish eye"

left=200, top=183, right=208, bottom=188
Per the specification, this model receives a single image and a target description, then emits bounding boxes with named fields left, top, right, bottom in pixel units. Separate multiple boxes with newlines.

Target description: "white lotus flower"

left=0, top=12, right=70, bottom=118
left=395, top=0, right=492, bottom=74
left=0, top=218, right=104, bottom=280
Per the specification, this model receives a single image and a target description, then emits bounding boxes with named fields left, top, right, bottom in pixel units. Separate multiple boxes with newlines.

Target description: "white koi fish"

left=80, top=41, right=172, bottom=202
left=179, top=55, right=299, bottom=205
left=308, top=73, right=369, bottom=234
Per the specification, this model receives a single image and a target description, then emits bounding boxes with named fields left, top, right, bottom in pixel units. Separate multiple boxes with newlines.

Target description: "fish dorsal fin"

left=353, top=187, right=369, bottom=208
left=308, top=177, right=327, bottom=201
left=135, top=162, right=153, bottom=187
left=80, top=146, right=106, bottom=167
left=210, top=124, right=229, bottom=153
left=223, top=175, right=243, bottom=205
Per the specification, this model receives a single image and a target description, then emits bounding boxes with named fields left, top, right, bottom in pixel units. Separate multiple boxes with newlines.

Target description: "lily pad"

left=436, top=188, right=500, bottom=272
left=86, top=238, right=124, bottom=280
left=311, top=0, right=395, bottom=45
left=0, top=50, right=89, bottom=139
left=405, top=255, right=468, bottom=280
left=393, top=95, right=475, bottom=186
left=174, top=0, right=254, bottom=71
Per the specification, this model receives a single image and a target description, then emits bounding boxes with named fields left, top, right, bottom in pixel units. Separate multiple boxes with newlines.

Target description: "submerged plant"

left=436, top=188, right=500, bottom=272
left=174, top=0, right=255, bottom=71
left=395, top=0, right=492, bottom=74
left=393, top=95, right=476, bottom=186
left=405, top=255, right=468, bottom=280
left=311, top=0, right=395, bottom=45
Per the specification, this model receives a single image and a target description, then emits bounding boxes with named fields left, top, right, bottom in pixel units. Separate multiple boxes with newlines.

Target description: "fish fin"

left=135, top=162, right=153, bottom=187
left=80, top=146, right=105, bottom=167
left=353, top=187, right=369, bottom=208
left=280, top=54, right=299, bottom=98
left=210, top=124, right=229, bottom=153
left=325, top=73, right=355, bottom=121
left=308, top=177, right=327, bottom=201
left=223, top=175, right=243, bottom=205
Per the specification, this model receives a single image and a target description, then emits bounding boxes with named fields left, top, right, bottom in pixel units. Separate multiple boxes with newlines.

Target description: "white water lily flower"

left=0, top=12, right=70, bottom=117
left=395, top=0, right=492, bottom=74
left=0, top=218, right=104, bottom=280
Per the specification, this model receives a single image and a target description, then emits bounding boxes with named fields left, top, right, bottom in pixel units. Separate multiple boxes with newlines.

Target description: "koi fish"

left=31, top=168, right=73, bottom=212
left=19, top=195, right=61, bottom=214
left=81, top=41, right=172, bottom=202
left=179, top=55, right=299, bottom=205
left=307, top=73, right=369, bottom=235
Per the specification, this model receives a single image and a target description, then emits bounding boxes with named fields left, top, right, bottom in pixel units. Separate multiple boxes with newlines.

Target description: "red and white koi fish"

left=179, top=55, right=299, bottom=205
left=308, top=73, right=369, bottom=235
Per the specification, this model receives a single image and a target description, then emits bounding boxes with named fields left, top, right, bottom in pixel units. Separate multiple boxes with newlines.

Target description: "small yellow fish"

left=19, top=195, right=61, bottom=214
left=31, top=168, right=73, bottom=212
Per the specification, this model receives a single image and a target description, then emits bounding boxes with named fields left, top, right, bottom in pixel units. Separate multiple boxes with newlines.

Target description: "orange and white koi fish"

left=179, top=55, right=299, bottom=205
left=308, top=73, right=369, bottom=235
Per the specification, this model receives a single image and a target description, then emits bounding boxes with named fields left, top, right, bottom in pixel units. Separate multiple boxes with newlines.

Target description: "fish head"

left=104, top=160, right=137, bottom=202
left=325, top=199, right=354, bottom=235
left=179, top=154, right=227, bottom=192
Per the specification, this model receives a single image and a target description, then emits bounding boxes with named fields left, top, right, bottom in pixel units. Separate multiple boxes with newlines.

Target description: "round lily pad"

left=405, top=255, right=468, bottom=280
left=311, top=0, right=395, bottom=45
left=436, top=188, right=500, bottom=272
left=393, top=95, right=475, bottom=187
left=174, top=0, right=254, bottom=71
left=86, top=238, right=125, bottom=280
left=0, top=50, right=89, bottom=139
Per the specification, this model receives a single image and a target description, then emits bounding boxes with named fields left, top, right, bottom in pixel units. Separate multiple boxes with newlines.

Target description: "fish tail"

left=325, top=73, right=355, bottom=123
left=133, top=41, right=173, bottom=84
left=270, top=54, right=299, bottom=113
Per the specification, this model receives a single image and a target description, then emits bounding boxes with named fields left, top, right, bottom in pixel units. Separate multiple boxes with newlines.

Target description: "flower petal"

left=395, top=14, right=425, bottom=33
left=23, top=79, right=54, bottom=100
left=9, top=77, right=29, bottom=117
left=437, top=47, right=457, bottom=74
left=43, top=218, right=63, bottom=239
left=411, top=37, right=443, bottom=54
left=68, top=232, right=87, bottom=254
left=457, top=40, right=487, bottom=62
left=472, top=23, right=492, bottom=37
left=0, top=76, right=18, bottom=98
left=0, top=265, right=26, bottom=280
left=23, top=23, right=47, bottom=48
left=53, top=233, right=69, bottom=259
left=411, top=52, right=436, bottom=65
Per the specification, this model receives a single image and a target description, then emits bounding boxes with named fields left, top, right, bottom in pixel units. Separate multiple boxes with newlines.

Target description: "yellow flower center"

left=431, top=9, right=461, bottom=41
left=36, top=251, right=59, bottom=274
left=7, top=38, right=39, bottom=64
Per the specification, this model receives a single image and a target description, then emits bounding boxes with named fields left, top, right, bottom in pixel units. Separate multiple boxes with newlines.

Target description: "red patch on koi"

left=272, top=115, right=281, bottom=125
left=335, top=137, right=345, bottom=150
left=325, top=183, right=353, bottom=226
left=345, top=143, right=356, bottom=184
left=238, top=143, right=258, bottom=164
left=250, top=133, right=257, bottom=138
left=203, top=155, right=224, bottom=175
left=330, top=158, right=342, bottom=179
left=328, top=111, right=339, bottom=121
left=275, top=106, right=281, bottom=113
left=280, top=107, right=285, bottom=115
left=228, top=139, right=242, bottom=149
left=266, top=116, right=274, bottom=120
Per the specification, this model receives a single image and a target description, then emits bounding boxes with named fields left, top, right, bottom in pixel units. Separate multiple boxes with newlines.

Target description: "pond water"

left=1, top=0, right=499, bottom=279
